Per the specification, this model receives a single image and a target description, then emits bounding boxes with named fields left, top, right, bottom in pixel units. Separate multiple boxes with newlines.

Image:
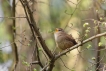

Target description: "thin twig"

left=36, top=44, right=44, bottom=68
left=60, top=57, right=72, bottom=70
left=64, top=0, right=82, bottom=29
left=0, top=17, right=26, bottom=19
left=30, top=40, right=37, bottom=71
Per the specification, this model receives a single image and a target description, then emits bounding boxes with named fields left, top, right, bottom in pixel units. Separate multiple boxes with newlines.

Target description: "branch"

left=55, top=32, right=106, bottom=60
left=12, top=0, right=19, bottom=71
left=36, top=44, right=44, bottom=68
left=19, top=0, right=53, bottom=59
left=30, top=61, right=39, bottom=64
left=64, top=0, right=82, bottom=29
left=0, top=17, right=26, bottom=19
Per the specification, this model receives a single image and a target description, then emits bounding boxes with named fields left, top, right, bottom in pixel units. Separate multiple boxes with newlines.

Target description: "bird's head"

left=54, top=28, right=65, bottom=41
left=54, top=28, right=64, bottom=33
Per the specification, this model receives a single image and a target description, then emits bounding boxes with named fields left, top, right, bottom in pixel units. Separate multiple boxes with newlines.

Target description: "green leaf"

left=38, top=48, right=42, bottom=51
left=22, top=60, right=30, bottom=67
left=87, top=44, right=92, bottom=49
left=34, top=68, right=37, bottom=71
left=100, top=17, right=103, bottom=21
left=87, top=27, right=91, bottom=30
left=93, top=20, right=97, bottom=24
left=92, top=57, right=96, bottom=60
left=98, top=42, right=103, bottom=46
left=48, top=30, right=53, bottom=33
left=27, top=43, right=30, bottom=46
left=85, top=34, right=88, bottom=37
left=85, top=30, right=90, bottom=33
left=83, top=23, right=89, bottom=27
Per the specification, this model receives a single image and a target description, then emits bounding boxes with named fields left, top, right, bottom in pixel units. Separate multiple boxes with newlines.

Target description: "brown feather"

left=54, top=28, right=77, bottom=50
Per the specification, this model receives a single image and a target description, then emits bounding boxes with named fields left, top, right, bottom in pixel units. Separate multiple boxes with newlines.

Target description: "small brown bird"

left=54, top=28, right=77, bottom=50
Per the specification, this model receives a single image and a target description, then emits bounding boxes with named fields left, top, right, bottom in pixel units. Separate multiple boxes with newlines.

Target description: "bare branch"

left=12, top=0, right=19, bottom=70
left=0, top=17, right=26, bottom=19
left=64, top=0, right=82, bottom=29
left=19, top=0, right=53, bottom=59
left=30, top=61, right=39, bottom=64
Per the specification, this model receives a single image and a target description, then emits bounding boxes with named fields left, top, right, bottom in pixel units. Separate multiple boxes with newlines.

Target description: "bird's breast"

left=54, top=33, right=61, bottom=41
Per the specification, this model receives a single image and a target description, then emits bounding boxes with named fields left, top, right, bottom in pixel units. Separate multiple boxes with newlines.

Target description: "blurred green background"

left=0, top=0, right=106, bottom=71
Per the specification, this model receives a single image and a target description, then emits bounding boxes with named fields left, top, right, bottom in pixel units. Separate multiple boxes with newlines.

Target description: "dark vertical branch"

left=47, top=58, right=55, bottom=71
left=95, top=2, right=106, bottom=70
left=93, top=0, right=101, bottom=71
left=96, top=26, right=100, bottom=71
left=12, top=0, right=19, bottom=70
left=95, top=10, right=101, bottom=71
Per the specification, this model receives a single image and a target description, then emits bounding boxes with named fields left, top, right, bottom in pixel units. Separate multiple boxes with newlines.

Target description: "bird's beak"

left=54, top=29, right=58, bottom=33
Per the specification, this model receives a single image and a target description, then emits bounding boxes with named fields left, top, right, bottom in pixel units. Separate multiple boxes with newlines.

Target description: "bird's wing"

left=65, top=34, right=77, bottom=45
